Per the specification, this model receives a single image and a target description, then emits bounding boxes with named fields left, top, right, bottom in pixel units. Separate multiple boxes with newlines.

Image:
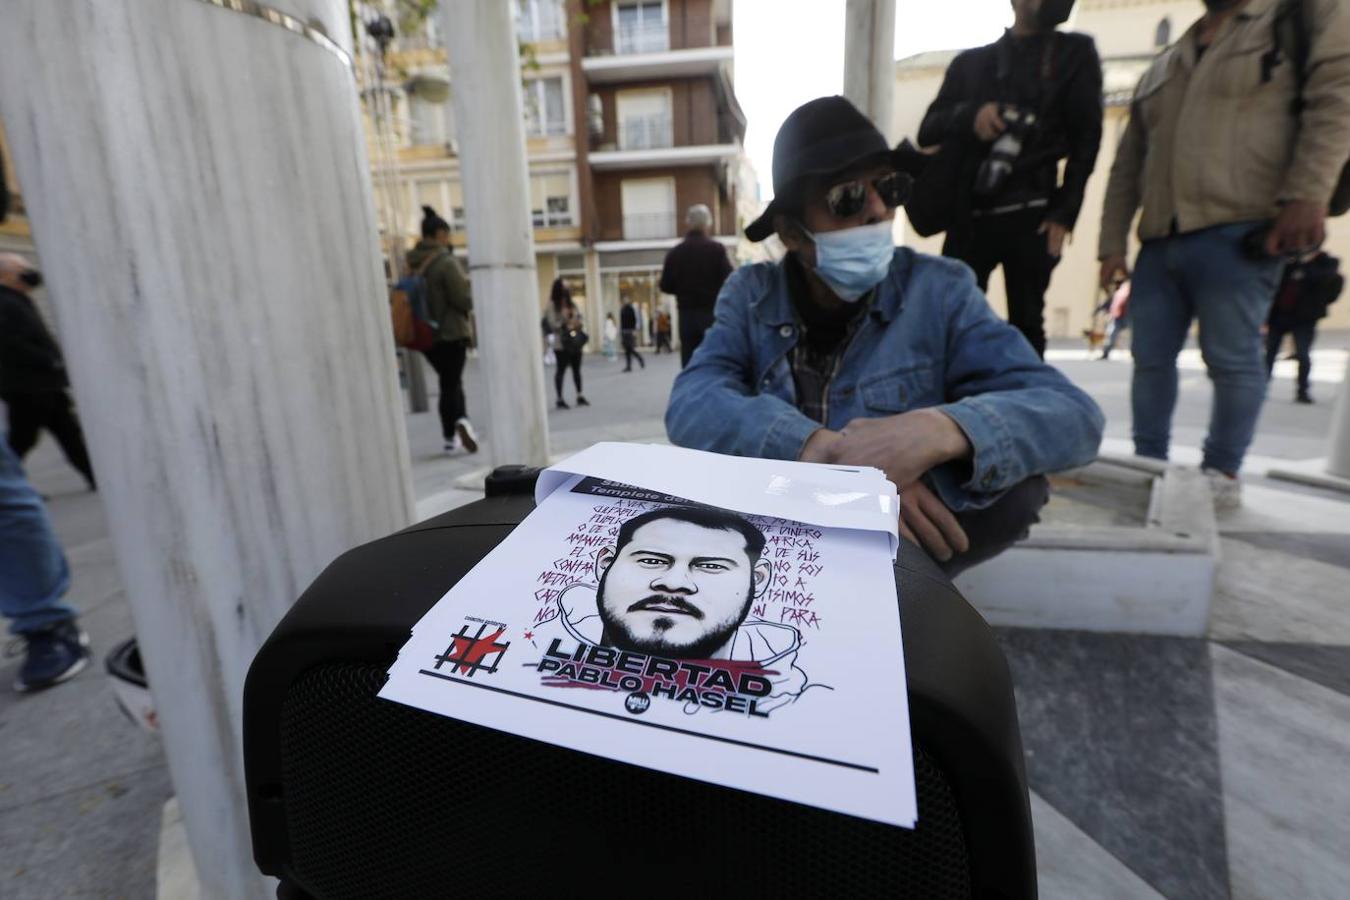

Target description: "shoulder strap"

left=1292, top=0, right=1312, bottom=110
left=1266, top=0, right=1311, bottom=112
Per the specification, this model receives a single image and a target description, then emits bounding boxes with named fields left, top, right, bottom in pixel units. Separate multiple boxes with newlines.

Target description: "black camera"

left=974, top=106, right=1038, bottom=197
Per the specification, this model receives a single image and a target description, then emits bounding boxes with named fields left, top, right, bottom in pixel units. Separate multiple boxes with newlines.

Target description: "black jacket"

left=1270, top=253, right=1344, bottom=326
left=0, top=285, right=69, bottom=394
left=659, top=231, right=733, bottom=314
left=620, top=303, right=638, bottom=331
left=918, top=30, right=1103, bottom=229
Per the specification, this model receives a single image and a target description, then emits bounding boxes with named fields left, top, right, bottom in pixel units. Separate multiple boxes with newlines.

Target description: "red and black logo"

left=434, top=623, right=510, bottom=677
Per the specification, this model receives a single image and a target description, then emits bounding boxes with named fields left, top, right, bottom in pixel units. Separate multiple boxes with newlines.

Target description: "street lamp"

left=361, top=9, right=430, bottom=412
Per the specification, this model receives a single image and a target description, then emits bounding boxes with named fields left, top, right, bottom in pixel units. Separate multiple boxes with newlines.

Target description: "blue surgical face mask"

left=800, top=220, right=895, bottom=302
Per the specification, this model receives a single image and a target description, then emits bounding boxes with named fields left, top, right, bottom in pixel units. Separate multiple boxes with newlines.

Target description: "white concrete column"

left=441, top=0, right=551, bottom=467
left=843, top=0, right=897, bottom=141
left=1326, top=355, right=1350, bottom=479
left=0, top=2, right=413, bottom=897
left=585, top=248, right=604, bottom=326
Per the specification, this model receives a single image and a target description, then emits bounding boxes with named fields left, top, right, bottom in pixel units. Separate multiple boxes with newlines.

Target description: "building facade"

left=893, top=0, right=1350, bottom=341
left=0, top=123, right=33, bottom=252
left=361, top=0, right=746, bottom=349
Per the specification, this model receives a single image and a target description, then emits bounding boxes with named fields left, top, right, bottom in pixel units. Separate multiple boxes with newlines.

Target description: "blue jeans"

left=1129, top=222, right=1283, bottom=474
left=0, top=432, right=75, bottom=634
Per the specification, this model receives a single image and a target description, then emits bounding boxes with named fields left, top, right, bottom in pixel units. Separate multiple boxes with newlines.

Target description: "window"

left=615, top=1, right=667, bottom=54
left=523, top=76, right=567, bottom=136
left=1154, top=17, right=1171, bottom=48
left=531, top=173, right=574, bottom=227
left=620, top=177, right=676, bottom=240
left=448, top=182, right=466, bottom=230
left=408, top=179, right=464, bottom=233
left=408, top=94, right=451, bottom=146
left=516, top=0, right=565, bottom=43
left=617, top=89, right=673, bottom=150
left=587, top=94, right=604, bottom=140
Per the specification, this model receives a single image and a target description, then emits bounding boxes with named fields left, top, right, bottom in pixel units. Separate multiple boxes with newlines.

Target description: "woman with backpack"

left=407, top=206, right=479, bottom=454
left=544, top=278, right=588, bottom=409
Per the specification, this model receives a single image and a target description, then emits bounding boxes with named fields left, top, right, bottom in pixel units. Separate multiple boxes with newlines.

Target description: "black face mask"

left=19, top=269, right=43, bottom=288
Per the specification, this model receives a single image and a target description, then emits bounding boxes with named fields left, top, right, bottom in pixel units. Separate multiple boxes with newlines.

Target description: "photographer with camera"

left=1098, top=0, right=1350, bottom=509
left=918, top=0, right=1103, bottom=358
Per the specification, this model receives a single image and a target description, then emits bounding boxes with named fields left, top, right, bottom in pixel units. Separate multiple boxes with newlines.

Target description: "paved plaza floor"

left=2, top=335, right=1347, bottom=898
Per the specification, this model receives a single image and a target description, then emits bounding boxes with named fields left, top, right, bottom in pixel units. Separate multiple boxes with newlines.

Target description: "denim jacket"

left=665, top=248, right=1105, bottom=511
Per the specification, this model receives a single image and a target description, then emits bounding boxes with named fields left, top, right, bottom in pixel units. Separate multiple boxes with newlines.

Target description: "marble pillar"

left=843, top=0, right=897, bottom=140
left=0, top=1, right=413, bottom=896
left=442, top=0, right=551, bottom=468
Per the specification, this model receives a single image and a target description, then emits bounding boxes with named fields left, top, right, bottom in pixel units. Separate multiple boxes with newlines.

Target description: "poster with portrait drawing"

left=380, top=444, right=916, bottom=828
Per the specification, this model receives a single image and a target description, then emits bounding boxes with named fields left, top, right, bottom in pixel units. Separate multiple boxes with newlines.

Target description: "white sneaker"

left=1201, top=467, right=1241, bottom=513
left=455, top=418, right=480, bottom=454
left=443, top=437, right=462, bottom=455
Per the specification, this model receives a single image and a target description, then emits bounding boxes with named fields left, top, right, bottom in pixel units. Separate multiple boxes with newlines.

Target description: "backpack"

left=390, top=253, right=440, bottom=352
left=1268, top=0, right=1350, bottom=216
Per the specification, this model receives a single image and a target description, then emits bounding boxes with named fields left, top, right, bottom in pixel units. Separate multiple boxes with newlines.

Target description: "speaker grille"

left=277, top=663, right=971, bottom=899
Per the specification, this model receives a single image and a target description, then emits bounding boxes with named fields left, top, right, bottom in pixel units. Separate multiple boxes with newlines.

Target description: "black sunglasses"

left=824, top=172, right=910, bottom=219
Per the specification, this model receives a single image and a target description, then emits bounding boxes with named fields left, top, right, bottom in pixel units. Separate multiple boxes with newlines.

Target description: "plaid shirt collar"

left=783, top=254, right=875, bottom=424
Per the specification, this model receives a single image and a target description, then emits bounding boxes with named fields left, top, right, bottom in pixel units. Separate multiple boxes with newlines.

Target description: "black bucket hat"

left=745, top=95, right=912, bottom=243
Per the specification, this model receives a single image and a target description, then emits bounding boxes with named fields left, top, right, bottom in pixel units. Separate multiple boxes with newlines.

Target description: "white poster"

left=380, top=444, right=916, bottom=828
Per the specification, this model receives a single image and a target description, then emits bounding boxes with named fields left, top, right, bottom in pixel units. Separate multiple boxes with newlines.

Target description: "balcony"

left=583, top=15, right=731, bottom=85
left=588, top=140, right=741, bottom=172
left=615, top=23, right=668, bottom=55
left=619, top=114, right=673, bottom=150
left=623, top=212, right=676, bottom=240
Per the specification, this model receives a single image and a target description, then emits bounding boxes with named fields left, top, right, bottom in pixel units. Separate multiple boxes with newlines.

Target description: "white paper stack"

left=379, top=442, right=917, bottom=829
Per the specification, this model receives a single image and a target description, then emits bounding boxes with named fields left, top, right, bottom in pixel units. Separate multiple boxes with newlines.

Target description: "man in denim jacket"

left=666, top=97, right=1104, bottom=574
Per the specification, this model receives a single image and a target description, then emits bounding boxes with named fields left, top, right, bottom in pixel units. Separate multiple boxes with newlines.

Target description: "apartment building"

left=362, top=0, right=746, bottom=348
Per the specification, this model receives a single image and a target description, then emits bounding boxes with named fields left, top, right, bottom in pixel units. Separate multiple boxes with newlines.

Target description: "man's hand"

left=898, top=480, right=969, bottom=563
left=1264, top=199, right=1327, bottom=257
left=973, top=102, right=1007, bottom=142
left=1040, top=220, right=1070, bottom=258
left=1099, top=255, right=1129, bottom=291
left=830, top=408, right=972, bottom=490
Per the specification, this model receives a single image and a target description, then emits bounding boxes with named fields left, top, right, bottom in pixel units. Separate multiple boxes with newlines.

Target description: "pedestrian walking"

left=659, top=204, right=734, bottom=368
left=1265, top=252, right=1343, bottom=404
left=919, top=0, right=1104, bottom=358
left=620, top=297, right=645, bottom=372
left=655, top=308, right=673, bottom=354
left=407, top=206, right=479, bottom=455
left=602, top=313, right=618, bottom=361
left=545, top=278, right=589, bottom=409
left=0, top=253, right=96, bottom=490
left=0, top=434, right=89, bottom=692
left=1099, top=0, right=1350, bottom=509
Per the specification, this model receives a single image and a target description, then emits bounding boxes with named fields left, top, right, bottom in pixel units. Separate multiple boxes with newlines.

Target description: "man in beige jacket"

left=1099, top=0, right=1350, bottom=509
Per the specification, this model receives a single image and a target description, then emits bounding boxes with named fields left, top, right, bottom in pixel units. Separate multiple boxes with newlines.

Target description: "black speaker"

left=244, top=471, right=1036, bottom=899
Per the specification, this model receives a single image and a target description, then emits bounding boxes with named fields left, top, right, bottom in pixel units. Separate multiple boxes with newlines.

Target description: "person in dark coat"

left=0, top=253, right=95, bottom=490
left=619, top=297, right=644, bottom=372
left=918, top=0, right=1103, bottom=358
left=659, top=204, right=734, bottom=367
left=1265, top=252, right=1343, bottom=404
left=544, top=278, right=588, bottom=409
left=407, top=206, right=479, bottom=455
